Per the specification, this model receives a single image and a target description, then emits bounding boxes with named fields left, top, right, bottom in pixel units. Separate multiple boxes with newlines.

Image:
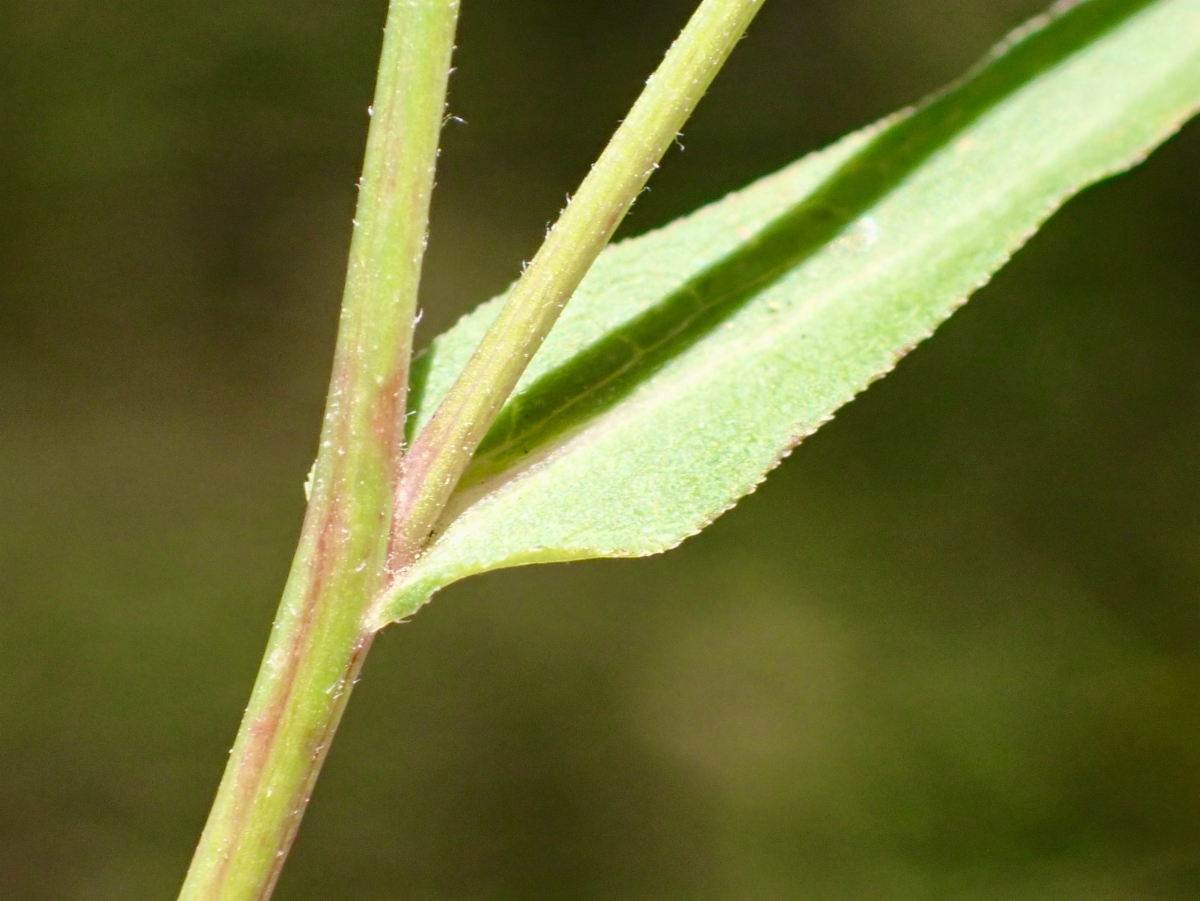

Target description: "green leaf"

left=373, top=0, right=1200, bottom=627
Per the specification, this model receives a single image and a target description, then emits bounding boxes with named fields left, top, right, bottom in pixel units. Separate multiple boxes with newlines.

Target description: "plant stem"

left=176, top=2, right=459, bottom=899
left=382, top=0, right=768, bottom=579
left=179, top=0, right=765, bottom=894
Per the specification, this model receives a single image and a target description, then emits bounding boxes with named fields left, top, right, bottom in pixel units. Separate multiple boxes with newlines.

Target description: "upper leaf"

left=374, top=0, right=1200, bottom=626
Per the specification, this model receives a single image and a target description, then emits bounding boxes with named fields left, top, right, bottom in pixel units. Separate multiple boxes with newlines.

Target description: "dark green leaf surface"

left=375, top=0, right=1200, bottom=625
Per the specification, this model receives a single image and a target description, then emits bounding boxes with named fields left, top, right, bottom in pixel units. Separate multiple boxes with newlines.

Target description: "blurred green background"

left=2, top=0, right=1199, bottom=898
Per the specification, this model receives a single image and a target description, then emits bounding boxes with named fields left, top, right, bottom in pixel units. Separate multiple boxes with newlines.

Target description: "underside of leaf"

left=371, top=0, right=1200, bottom=629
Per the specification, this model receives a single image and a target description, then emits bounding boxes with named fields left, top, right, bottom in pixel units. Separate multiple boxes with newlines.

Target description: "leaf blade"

left=376, top=0, right=1200, bottom=626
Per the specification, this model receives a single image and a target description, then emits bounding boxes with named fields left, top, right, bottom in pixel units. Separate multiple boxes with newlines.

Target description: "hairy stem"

left=176, top=2, right=460, bottom=899
left=178, top=0, right=766, bottom=895
left=383, top=0, right=768, bottom=578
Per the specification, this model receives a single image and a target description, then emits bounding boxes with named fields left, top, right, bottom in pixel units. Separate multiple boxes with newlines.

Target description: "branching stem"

left=382, top=0, right=768, bottom=586
left=178, top=1, right=766, bottom=898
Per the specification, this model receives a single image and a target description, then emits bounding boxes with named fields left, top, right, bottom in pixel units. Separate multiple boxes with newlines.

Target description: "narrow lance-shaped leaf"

left=372, top=0, right=1200, bottom=628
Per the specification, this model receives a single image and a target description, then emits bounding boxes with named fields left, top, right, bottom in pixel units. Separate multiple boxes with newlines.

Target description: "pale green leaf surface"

left=375, top=0, right=1200, bottom=626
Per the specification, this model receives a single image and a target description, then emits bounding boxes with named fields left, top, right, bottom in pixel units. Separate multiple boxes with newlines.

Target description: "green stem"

left=382, top=0, right=768, bottom=577
left=176, top=2, right=460, bottom=899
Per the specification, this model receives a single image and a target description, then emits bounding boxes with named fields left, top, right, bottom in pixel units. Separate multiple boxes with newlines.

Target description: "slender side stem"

left=177, top=3, right=460, bottom=900
left=383, top=0, right=768, bottom=578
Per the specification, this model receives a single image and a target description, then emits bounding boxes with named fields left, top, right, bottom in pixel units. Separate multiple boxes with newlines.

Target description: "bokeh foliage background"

left=2, top=0, right=1199, bottom=898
